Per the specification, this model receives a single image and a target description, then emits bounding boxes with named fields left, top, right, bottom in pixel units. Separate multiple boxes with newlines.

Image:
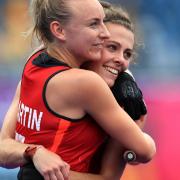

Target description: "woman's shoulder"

left=61, top=68, right=103, bottom=83
left=48, top=67, right=102, bottom=85
left=51, top=68, right=108, bottom=96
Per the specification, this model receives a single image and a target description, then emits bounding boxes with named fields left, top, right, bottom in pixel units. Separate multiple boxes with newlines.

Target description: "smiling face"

left=82, top=22, right=134, bottom=87
left=63, top=0, right=110, bottom=66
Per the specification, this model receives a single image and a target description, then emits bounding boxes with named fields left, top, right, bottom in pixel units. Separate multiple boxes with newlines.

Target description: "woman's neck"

left=47, top=44, right=80, bottom=68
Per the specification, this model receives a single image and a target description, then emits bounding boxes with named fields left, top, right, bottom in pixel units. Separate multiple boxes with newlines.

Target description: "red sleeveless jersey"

left=16, top=50, right=107, bottom=172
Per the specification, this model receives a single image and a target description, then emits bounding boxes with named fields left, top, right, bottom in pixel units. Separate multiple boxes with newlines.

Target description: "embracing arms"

left=0, top=69, right=155, bottom=180
left=68, top=69, right=155, bottom=162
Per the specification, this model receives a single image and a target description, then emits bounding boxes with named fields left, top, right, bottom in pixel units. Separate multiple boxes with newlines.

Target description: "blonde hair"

left=30, top=0, right=72, bottom=45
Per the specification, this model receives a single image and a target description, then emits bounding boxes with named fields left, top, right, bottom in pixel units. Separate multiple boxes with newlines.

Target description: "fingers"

left=42, top=163, right=70, bottom=180
left=61, top=163, right=70, bottom=180
left=33, top=147, right=70, bottom=180
left=54, top=169, right=65, bottom=180
left=43, top=172, right=50, bottom=180
left=55, top=169, right=65, bottom=180
left=43, top=168, right=65, bottom=180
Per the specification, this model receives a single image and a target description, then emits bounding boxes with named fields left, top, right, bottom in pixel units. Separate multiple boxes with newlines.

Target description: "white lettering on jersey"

left=18, top=101, right=43, bottom=131
left=15, top=132, right=25, bottom=143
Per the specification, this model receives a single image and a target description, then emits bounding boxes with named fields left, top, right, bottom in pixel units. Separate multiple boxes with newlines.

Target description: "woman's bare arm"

left=0, top=82, right=70, bottom=180
left=72, top=70, right=156, bottom=163
left=0, top=81, right=28, bottom=167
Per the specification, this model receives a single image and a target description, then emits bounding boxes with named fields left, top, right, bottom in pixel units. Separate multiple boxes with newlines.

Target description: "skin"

left=48, top=0, right=110, bottom=68
left=0, top=0, right=110, bottom=179
left=64, top=0, right=110, bottom=63
left=66, top=23, right=148, bottom=179
left=0, top=0, right=156, bottom=180
left=1, top=22, right=148, bottom=180
left=82, top=22, right=135, bottom=87
left=81, top=22, right=147, bottom=179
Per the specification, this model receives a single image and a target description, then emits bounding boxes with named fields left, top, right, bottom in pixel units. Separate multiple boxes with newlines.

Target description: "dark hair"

left=100, top=1, right=141, bottom=62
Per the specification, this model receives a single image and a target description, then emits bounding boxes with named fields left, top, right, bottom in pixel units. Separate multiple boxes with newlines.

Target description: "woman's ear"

left=50, top=21, right=66, bottom=41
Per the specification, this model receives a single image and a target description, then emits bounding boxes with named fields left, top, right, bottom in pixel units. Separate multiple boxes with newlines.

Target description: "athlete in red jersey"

left=0, top=1, right=156, bottom=180
left=16, top=50, right=107, bottom=172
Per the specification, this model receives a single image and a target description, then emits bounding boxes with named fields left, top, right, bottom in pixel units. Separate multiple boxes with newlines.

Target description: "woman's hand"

left=33, top=147, right=70, bottom=180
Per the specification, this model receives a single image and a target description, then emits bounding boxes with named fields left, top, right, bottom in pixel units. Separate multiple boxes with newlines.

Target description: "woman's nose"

left=100, top=23, right=110, bottom=39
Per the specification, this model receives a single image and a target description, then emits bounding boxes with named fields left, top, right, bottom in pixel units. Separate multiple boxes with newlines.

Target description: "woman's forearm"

left=0, top=138, right=28, bottom=168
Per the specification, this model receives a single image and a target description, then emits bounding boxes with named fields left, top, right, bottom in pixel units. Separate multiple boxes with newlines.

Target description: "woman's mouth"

left=104, top=66, right=119, bottom=75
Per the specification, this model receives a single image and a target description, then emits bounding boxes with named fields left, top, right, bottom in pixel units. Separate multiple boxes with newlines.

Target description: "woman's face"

left=83, top=22, right=134, bottom=87
left=63, top=0, right=110, bottom=66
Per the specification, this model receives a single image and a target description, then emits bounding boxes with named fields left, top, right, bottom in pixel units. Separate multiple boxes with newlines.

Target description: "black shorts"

left=17, top=162, right=43, bottom=180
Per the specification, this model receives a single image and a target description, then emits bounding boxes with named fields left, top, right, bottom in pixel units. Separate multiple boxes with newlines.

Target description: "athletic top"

left=15, top=50, right=107, bottom=172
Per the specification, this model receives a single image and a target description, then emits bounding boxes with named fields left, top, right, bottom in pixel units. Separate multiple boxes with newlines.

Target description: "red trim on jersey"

left=16, top=50, right=107, bottom=172
left=50, top=120, right=71, bottom=152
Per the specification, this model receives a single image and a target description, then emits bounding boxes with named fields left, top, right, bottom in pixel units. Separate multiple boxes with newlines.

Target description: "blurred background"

left=0, top=0, right=179, bottom=179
